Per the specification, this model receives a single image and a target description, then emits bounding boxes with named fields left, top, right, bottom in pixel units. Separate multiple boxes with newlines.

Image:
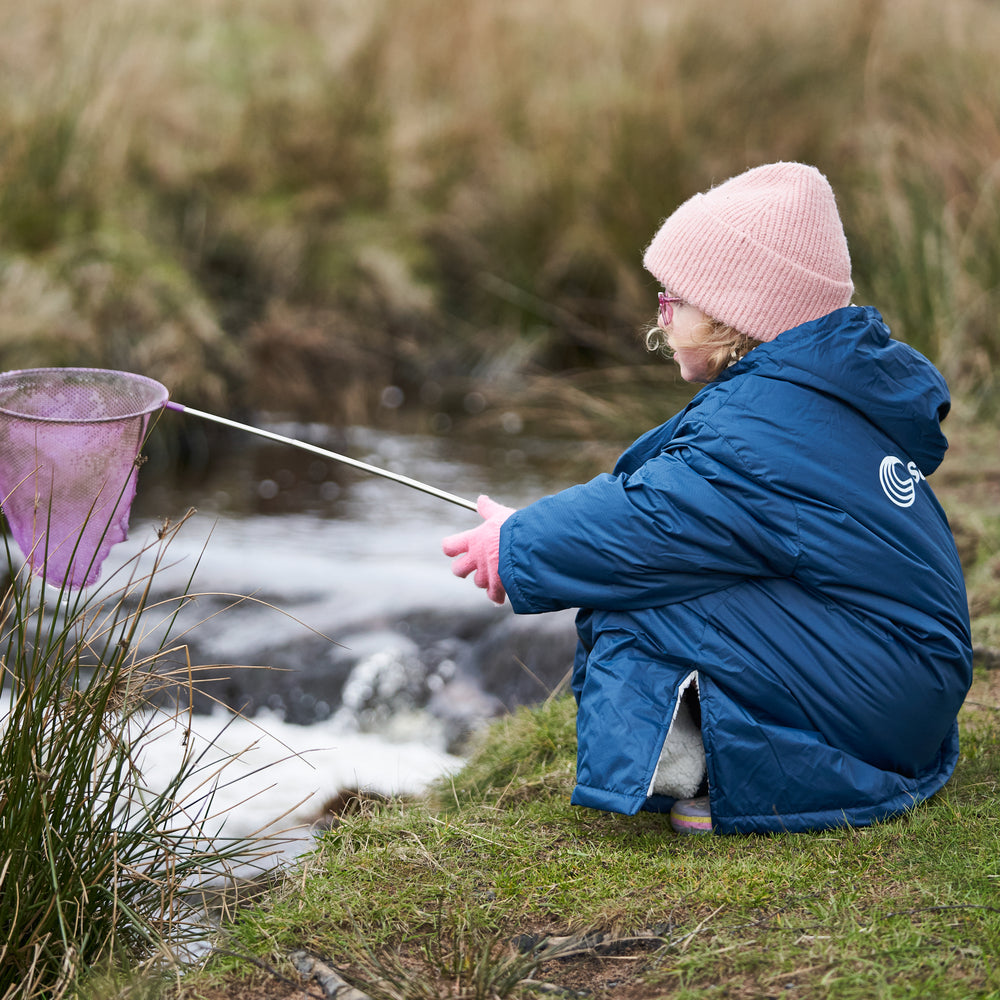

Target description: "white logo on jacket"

left=879, top=455, right=925, bottom=508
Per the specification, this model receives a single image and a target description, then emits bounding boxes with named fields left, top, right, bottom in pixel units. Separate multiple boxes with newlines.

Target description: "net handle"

left=163, top=401, right=478, bottom=512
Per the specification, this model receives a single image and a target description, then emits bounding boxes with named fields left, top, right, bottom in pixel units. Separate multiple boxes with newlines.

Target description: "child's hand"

left=441, top=495, right=516, bottom=605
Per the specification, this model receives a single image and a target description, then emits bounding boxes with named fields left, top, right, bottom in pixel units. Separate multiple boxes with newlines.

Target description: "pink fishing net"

left=0, top=368, right=168, bottom=589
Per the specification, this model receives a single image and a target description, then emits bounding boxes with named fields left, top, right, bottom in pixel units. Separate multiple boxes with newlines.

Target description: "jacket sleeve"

left=498, top=415, right=801, bottom=614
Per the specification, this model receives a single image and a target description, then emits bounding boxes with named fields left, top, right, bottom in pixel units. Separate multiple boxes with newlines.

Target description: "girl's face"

left=658, top=298, right=716, bottom=383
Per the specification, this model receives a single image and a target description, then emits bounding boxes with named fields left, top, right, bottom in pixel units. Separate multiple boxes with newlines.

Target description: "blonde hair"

left=645, top=314, right=760, bottom=382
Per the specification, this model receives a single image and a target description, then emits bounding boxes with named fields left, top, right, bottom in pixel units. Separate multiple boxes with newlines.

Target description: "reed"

left=0, top=515, right=267, bottom=998
left=0, top=0, right=999, bottom=428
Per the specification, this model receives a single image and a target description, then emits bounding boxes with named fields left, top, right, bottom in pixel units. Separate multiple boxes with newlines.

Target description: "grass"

left=929, top=415, right=1000, bottom=652
left=2, top=1, right=999, bottom=994
left=173, top=682, right=1000, bottom=1000
left=0, top=512, right=275, bottom=999
left=2, top=0, right=1000, bottom=434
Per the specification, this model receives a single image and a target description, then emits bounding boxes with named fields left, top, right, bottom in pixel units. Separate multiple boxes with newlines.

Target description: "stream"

left=100, top=420, right=590, bottom=855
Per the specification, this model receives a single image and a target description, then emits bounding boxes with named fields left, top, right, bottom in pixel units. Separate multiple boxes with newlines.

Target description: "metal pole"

left=164, top=401, right=478, bottom=512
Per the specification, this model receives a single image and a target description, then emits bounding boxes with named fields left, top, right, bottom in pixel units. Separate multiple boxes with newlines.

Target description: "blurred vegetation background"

left=1, top=0, right=998, bottom=441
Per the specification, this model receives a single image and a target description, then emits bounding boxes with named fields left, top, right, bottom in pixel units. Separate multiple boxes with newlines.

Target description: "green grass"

left=175, top=685, right=1000, bottom=1000
left=0, top=514, right=269, bottom=999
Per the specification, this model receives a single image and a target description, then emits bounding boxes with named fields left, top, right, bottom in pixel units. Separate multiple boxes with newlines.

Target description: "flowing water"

left=97, top=421, right=590, bottom=853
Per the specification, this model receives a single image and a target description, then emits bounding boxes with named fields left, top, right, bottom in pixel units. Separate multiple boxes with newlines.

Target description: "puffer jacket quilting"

left=498, top=306, right=972, bottom=834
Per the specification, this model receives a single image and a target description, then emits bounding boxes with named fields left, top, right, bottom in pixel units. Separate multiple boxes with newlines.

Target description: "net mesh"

left=0, top=368, right=168, bottom=588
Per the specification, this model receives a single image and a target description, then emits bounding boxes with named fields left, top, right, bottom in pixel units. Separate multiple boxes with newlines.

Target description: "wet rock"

left=466, top=609, right=579, bottom=708
left=150, top=600, right=579, bottom=749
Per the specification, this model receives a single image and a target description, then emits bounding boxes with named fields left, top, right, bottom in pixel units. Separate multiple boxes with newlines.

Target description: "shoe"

left=670, top=795, right=712, bottom=835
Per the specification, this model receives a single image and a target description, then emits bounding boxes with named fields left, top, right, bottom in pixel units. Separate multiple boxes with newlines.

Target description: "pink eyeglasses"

left=658, top=292, right=682, bottom=325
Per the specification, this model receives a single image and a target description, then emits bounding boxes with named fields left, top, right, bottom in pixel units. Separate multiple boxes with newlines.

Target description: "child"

left=442, top=162, right=973, bottom=836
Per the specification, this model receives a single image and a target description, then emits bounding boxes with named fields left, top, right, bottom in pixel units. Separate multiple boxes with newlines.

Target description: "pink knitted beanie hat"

left=643, top=162, right=854, bottom=342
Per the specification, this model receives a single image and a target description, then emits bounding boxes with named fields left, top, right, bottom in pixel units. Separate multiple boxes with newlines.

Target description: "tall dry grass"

left=0, top=0, right=998, bottom=429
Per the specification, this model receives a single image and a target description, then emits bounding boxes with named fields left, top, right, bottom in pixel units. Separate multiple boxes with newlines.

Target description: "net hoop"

left=0, top=367, right=169, bottom=424
left=0, top=366, right=170, bottom=588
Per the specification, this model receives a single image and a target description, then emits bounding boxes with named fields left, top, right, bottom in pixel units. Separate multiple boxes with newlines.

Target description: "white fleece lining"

left=648, top=670, right=706, bottom=799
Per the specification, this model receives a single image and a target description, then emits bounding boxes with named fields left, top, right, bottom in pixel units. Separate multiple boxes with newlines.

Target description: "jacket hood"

left=725, top=306, right=951, bottom=474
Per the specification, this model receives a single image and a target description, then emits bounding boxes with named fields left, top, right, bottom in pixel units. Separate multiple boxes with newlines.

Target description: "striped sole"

left=670, top=798, right=712, bottom=835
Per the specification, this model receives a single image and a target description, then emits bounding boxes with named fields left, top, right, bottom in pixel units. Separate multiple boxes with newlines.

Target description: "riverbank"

left=3, top=402, right=994, bottom=999
left=6, top=2, right=1000, bottom=993
left=143, top=412, right=1000, bottom=1000
left=171, top=673, right=1000, bottom=1000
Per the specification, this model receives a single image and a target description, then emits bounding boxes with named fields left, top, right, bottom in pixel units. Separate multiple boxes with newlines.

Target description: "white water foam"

left=2, top=692, right=463, bottom=865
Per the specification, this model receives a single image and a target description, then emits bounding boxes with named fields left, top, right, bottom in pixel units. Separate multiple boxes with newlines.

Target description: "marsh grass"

left=2, top=0, right=1000, bottom=432
left=0, top=514, right=278, bottom=999
left=180, top=680, right=1000, bottom=1000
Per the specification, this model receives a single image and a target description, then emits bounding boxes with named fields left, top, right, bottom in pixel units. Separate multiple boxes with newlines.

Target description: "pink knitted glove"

left=442, top=495, right=516, bottom=605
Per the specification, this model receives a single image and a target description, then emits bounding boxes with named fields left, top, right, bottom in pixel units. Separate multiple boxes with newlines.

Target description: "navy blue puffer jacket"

left=498, top=306, right=972, bottom=834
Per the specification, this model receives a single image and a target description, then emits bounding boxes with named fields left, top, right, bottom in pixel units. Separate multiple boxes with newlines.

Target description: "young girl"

left=442, top=162, right=973, bottom=835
